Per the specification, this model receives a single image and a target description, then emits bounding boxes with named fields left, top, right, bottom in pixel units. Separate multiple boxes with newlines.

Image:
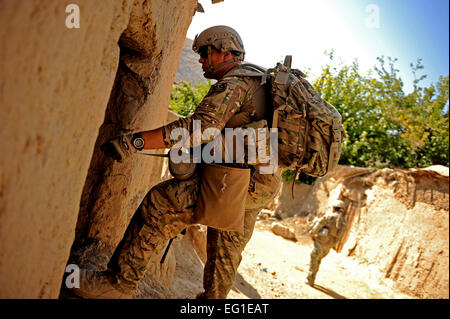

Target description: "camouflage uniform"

left=307, top=210, right=347, bottom=285
left=107, top=65, right=281, bottom=298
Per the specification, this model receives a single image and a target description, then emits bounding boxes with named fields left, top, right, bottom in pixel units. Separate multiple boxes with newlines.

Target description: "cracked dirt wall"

left=0, top=0, right=197, bottom=298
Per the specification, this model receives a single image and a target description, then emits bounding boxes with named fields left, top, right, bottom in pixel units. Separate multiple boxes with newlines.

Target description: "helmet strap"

left=207, top=46, right=212, bottom=69
left=206, top=56, right=241, bottom=79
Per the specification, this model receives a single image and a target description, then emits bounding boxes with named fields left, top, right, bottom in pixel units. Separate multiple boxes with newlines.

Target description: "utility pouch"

left=193, top=164, right=251, bottom=234
left=168, top=148, right=198, bottom=180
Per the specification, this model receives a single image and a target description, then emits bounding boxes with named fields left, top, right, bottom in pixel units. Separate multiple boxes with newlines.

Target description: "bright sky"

left=187, top=0, right=449, bottom=94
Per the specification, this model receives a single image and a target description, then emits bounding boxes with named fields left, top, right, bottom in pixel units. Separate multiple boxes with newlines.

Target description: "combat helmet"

left=192, top=25, right=245, bottom=59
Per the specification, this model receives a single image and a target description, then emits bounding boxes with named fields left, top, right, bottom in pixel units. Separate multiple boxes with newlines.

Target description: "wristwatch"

left=131, top=133, right=145, bottom=151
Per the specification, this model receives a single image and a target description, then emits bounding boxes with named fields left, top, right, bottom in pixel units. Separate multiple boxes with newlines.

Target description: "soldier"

left=306, top=199, right=347, bottom=286
left=72, top=25, right=281, bottom=299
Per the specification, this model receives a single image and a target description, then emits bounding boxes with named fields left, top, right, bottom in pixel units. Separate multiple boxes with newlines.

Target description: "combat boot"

left=306, top=272, right=315, bottom=286
left=72, top=269, right=134, bottom=299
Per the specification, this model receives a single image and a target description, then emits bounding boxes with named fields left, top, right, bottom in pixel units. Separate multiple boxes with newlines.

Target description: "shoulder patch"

left=210, top=83, right=227, bottom=94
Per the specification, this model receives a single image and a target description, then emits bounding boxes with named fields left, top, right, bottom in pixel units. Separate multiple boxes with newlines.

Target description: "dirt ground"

left=226, top=220, right=413, bottom=299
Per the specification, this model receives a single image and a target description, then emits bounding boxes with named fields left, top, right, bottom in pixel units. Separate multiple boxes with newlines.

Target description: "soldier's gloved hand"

left=100, top=133, right=143, bottom=162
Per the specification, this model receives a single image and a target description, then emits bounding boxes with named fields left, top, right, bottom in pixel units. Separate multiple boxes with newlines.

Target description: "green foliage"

left=289, top=52, right=448, bottom=183
left=282, top=169, right=317, bottom=185
left=169, top=80, right=211, bottom=116
left=170, top=55, right=449, bottom=187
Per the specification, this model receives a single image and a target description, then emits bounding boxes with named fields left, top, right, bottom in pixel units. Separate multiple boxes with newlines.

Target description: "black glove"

left=101, top=133, right=144, bottom=162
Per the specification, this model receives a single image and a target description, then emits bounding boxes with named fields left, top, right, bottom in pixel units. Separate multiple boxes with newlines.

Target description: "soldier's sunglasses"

left=199, top=46, right=209, bottom=59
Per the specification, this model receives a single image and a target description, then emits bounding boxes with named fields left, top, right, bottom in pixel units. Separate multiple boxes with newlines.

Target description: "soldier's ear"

left=224, top=51, right=233, bottom=60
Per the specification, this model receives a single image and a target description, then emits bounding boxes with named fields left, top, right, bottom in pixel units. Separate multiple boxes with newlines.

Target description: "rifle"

left=137, top=147, right=198, bottom=181
left=160, top=228, right=187, bottom=263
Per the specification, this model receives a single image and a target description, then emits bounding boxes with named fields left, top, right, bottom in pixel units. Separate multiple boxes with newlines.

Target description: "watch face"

left=133, top=137, right=145, bottom=150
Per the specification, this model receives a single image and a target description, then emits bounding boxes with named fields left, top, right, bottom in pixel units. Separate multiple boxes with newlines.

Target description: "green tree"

left=313, top=53, right=449, bottom=169
left=169, top=80, right=211, bottom=116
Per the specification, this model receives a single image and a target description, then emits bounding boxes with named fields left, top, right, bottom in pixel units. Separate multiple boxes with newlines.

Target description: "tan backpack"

left=226, top=56, right=345, bottom=178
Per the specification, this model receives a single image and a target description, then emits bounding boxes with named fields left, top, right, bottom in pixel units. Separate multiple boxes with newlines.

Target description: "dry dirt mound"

left=161, top=165, right=448, bottom=299
left=228, top=224, right=413, bottom=299
left=268, top=165, right=449, bottom=299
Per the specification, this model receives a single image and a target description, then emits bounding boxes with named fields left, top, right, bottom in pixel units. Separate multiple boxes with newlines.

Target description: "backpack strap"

left=241, top=63, right=267, bottom=73
left=224, top=63, right=266, bottom=78
left=283, top=55, right=292, bottom=69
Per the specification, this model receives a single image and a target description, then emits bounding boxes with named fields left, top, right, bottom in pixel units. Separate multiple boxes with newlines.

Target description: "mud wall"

left=304, top=165, right=449, bottom=299
left=0, top=0, right=197, bottom=298
left=275, top=182, right=312, bottom=218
